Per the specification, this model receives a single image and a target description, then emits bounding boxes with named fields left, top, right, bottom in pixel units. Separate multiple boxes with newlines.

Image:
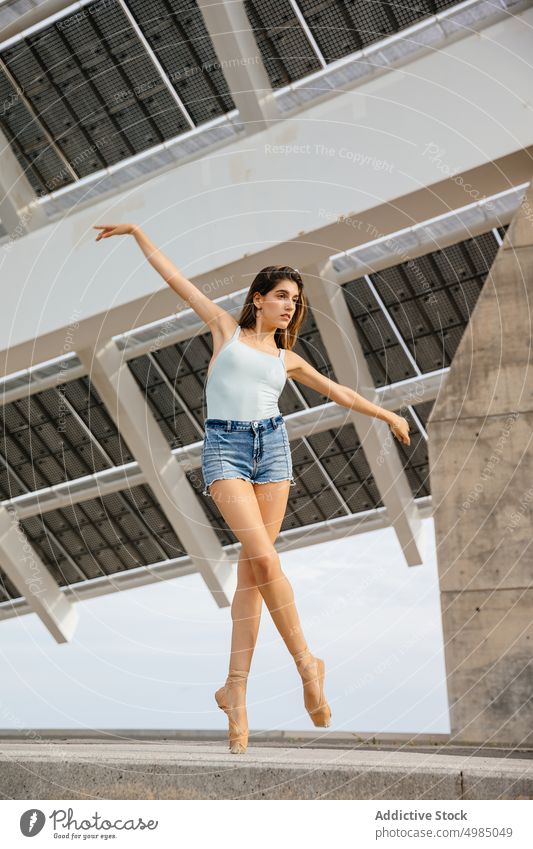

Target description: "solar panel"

left=0, top=65, right=71, bottom=195
left=297, top=422, right=383, bottom=514
left=343, top=228, right=501, bottom=378
left=0, top=1, right=191, bottom=194
left=0, top=482, right=186, bottom=601
left=244, top=0, right=322, bottom=87
left=0, top=567, right=20, bottom=602
left=126, top=0, right=236, bottom=124
left=0, top=0, right=507, bottom=202
left=343, top=280, right=417, bottom=386
left=127, top=333, right=213, bottom=445
left=411, top=399, right=434, bottom=429
left=0, top=378, right=134, bottom=499
left=245, top=0, right=464, bottom=85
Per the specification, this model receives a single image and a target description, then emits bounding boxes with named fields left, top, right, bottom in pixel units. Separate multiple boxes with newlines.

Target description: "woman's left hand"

left=388, top=413, right=411, bottom=446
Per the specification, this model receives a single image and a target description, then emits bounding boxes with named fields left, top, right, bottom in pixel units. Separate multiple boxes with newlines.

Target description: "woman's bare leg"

left=209, top=477, right=310, bottom=658
left=228, top=480, right=291, bottom=673
left=211, top=477, right=329, bottom=743
left=213, top=479, right=293, bottom=750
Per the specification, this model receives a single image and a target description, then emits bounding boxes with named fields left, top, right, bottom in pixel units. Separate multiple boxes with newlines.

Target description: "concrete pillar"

left=427, top=179, right=533, bottom=746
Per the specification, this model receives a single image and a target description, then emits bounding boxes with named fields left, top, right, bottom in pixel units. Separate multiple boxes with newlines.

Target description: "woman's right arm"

left=93, top=223, right=236, bottom=335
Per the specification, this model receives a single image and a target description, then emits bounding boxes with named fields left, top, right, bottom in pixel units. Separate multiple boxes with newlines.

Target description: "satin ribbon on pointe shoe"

left=293, top=648, right=332, bottom=727
left=215, top=668, right=249, bottom=754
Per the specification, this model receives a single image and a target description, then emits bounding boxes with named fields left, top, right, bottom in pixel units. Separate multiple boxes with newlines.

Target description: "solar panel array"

left=0, top=0, right=465, bottom=196
left=126, top=0, right=235, bottom=124
left=0, top=484, right=185, bottom=604
left=0, top=225, right=507, bottom=603
left=0, top=378, right=134, bottom=499
left=245, top=0, right=460, bottom=84
left=0, top=0, right=231, bottom=195
left=343, top=229, right=504, bottom=386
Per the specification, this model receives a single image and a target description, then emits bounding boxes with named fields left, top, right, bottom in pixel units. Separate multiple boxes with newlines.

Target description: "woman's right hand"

left=388, top=413, right=411, bottom=446
left=93, top=223, right=138, bottom=241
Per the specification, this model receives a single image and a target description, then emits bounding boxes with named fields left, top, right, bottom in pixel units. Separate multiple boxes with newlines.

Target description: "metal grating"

left=244, top=0, right=322, bottom=88
left=288, top=422, right=384, bottom=519
left=127, top=332, right=214, bottom=446
left=125, top=0, right=236, bottom=124
left=245, top=0, right=463, bottom=87
left=343, top=229, right=501, bottom=383
left=0, top=483, right=185, bottom=602
left=0, top=1, right=191, bottom=195
left=0, top=377, right=134, bottom=498
left=0, top=66, right=71, bottom=195
left=296, top=0, right=461, bottom=63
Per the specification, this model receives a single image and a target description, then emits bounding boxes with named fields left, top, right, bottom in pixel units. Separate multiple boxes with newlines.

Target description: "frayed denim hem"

left=254, top=477, right=297, bottom=488
left=202, top=476, right=296, bottom=497
left=202, top=475, right=252, bottom=497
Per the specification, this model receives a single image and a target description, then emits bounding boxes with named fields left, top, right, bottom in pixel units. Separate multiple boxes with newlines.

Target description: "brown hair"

left=237, top=266, right=307, bottom=350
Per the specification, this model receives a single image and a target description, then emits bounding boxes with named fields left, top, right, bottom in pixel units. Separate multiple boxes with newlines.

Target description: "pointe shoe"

left=215, top=668, right=249, bottom=754
left=294, top=649, right=332, bottom=727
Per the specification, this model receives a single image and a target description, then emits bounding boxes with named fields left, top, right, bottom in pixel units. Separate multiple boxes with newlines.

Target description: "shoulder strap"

left=279, top=347, right=285, bottom=361
left=234, top=324, right=241, bottom=338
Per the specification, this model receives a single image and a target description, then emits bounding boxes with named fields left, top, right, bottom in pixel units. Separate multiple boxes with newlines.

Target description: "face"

left=255, top=279, right=300, bottom=328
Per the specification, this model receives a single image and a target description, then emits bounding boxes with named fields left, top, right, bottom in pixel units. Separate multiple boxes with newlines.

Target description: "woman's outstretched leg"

left=210, top=478, right=331, bottom=732
left=216, top=481, right=290, bottom=753
left=228, top=480, right=290, bottom=673
left=210, top=478, right=308, bottom=656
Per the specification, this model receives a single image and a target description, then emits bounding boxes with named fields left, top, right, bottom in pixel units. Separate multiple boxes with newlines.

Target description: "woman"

left=94, top=223, right=411, bottom=754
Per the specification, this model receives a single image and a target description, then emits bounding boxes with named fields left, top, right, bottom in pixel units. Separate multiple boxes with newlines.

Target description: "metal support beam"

left=76, top=340, right=234, bottom=607
left=302, top=261, right=426, bottom=567
left=196, top=0, right=280, bottom=131
left=0, top=506, right=78, bottom=642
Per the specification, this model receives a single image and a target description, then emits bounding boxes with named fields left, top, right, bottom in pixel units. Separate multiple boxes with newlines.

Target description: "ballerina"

left=94, top=222, right=411, bottom=753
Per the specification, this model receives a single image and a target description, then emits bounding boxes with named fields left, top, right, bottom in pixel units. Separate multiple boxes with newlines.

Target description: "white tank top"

left=204, top=325, right=287, bottom=420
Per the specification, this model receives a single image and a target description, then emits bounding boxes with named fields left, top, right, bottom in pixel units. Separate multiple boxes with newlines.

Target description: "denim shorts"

left=201, top=414, right=296, bottom=497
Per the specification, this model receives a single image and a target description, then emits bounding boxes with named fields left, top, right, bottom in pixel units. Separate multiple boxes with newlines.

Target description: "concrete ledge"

left=1, top=740, right=532, bottom=800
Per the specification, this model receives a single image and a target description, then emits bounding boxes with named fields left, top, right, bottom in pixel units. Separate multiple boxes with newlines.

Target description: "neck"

left=243, top=325, right=277, bottom=343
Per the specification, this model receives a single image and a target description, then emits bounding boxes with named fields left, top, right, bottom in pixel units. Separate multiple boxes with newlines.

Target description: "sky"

left=0, top=516, right=450, bottom=735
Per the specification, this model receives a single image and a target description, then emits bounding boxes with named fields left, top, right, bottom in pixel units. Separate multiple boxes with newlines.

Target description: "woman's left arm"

left=287, top=351, right=411, bottom=446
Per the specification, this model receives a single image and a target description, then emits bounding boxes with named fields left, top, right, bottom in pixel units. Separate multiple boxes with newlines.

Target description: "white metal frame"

left=0, top=506, right=79, bottom=641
